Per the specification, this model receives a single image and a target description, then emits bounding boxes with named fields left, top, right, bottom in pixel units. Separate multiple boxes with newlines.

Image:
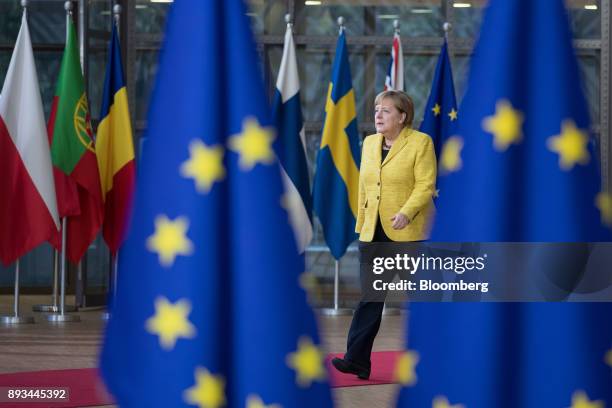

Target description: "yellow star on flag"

left=448, top=108, right=458, bottom=121
left=440, top=136, right=464, bottom=174
left=433, top=396, right=465, bottom=408
left=146, top=215, right=194, bottom=267
left=569, top=391, right=604, bottom=408
left=246, top=394, right=281, bottom=408
left=432, top=103, right=441, bottom=116
left=482, top=99, right=523, bottom=151
left=595, top=192, right=612, bottom=227
left=547, top=120, right=590, bottom=170
left=183, top=367, right=226, bottom=408
left=228, top=117, right=276, bottom=171
left=286, top=336, right=326, bottom=387
left=145, top=296, right=196, bottom=350
left=180, top=139, right=225, bottom=193
left=605, top=348, right=612, bottom=367
left=394, top=350, right=419, bottom=386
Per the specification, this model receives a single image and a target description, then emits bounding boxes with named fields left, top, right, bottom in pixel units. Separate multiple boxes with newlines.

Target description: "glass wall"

left=126, top=0, right=609, bottom=292
left=0, top=0, right=609, bottom=299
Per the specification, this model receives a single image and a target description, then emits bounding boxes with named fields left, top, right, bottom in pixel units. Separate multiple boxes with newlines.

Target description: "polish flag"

left=0, top=11, right=60, bottom=266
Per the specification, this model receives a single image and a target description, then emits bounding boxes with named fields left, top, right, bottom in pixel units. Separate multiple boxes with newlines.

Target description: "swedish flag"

left=100, top=1, right=332, bottom=407
left=430, top=0, right=610, bottom=241
left=420, top=39, right=458, bottom=165
left=313, top=30, right=361, bottom=259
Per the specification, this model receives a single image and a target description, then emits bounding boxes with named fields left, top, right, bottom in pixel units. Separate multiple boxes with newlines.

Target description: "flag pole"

left=319, top=259, right=353, bottom=316
left=47, top=217, right=80, bottom=322
left=113, top=3, right=121, bottom=35
left=46, top=1, right=81, bottom=323
left=0, top=260, right=35, bottom=325
left=443, top=21, right=452, bottom=41
left=32, top=250, right=65, bottom=312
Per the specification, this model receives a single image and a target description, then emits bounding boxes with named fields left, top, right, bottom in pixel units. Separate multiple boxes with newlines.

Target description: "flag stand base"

left=318, top=260, right=353, bottom=316
left=319, top=307, right=353, bottom=316
left=33, top=304, right=77, bottom=313
left=0, top=315, right=34, bottom=325
left=382, top=305, right=401, bottom=316
left=46, top=314, right=80, bottom=323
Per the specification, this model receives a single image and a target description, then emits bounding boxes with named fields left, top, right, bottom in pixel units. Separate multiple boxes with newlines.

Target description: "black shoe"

left=331, top=357, right=370, bottom=380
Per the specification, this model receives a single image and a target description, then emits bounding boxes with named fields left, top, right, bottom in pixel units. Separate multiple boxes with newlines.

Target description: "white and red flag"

left=384, top=32, right=404, bottom=91
left=0, top=11, right=60, bottom=265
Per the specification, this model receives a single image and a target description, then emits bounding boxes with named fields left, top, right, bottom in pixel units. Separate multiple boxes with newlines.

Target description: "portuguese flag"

left=48, top=19, right=103, bottom=263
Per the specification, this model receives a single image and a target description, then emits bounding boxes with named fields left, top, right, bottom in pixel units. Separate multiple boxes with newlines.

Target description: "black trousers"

left=344, top=219, right=391, bottom=370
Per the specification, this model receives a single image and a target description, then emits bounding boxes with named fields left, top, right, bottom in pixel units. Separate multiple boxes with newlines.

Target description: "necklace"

left=383, top=138, right=393, bottom=149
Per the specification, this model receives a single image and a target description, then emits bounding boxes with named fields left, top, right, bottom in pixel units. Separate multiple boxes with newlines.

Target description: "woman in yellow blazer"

left=332, top=90, right=437, bottom=380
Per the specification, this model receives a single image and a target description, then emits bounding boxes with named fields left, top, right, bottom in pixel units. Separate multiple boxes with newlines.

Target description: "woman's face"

left=374, top=98, right=406, bottom=136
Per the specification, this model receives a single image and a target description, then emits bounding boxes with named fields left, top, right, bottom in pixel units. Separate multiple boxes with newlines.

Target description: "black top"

left=381, top=146, right=390, bottom=163
left=373, top=144, right=392, bottom=242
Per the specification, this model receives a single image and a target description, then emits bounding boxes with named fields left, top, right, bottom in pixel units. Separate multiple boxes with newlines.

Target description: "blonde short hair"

left=374, top=90, right=414, bottom=128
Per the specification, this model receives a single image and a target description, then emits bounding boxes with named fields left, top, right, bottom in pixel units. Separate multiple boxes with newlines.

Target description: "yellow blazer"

left=355, top=127, right=437, bottom=242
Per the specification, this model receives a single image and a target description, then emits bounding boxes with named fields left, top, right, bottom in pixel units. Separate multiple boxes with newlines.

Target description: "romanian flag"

left=48, top=19, right=103, bottom=263
left=96, top=24, right=135, bottom=255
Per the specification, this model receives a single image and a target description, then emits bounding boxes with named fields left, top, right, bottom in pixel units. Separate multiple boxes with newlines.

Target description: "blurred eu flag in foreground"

left=431, top=0, right=611, bottom=241
left=100, top=1, right=332, bottom=407
left=397, top=2, right=612, bottom=407
left=397, top=303, right=612, bottom=407
left=420, top=38, right=458, bottom=166
left=313, top=29, right=361, bottom=260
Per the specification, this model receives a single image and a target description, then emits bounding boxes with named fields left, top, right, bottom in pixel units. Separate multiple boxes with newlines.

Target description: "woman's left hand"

left=390, top=213, right=410, bottom=230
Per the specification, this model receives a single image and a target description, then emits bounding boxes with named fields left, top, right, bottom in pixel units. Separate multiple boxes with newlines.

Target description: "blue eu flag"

left=100, top=1, right=332, bottom=407
left=397, top=2, right=612, bottom=407
left=431, top=0, right=610, bottom=241
left=420, top=38, right=458, bottom=161
left=397, top=303, right=612, bottom=407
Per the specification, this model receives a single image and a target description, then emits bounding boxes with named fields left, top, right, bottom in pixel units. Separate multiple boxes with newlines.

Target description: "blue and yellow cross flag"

left=313, top=30, right=361, bottom=260
left=397, top=1, right=612, bottom=407
left=100, top=1, right=333, bottom=407
left=419, top=38, right=458, bottom=162
left=430, top=0, right=611, bottom=242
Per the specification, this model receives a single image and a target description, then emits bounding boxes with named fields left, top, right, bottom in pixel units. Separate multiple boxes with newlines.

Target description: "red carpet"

left=326, top=350, right=402, bottom=387
left=0, top=368, right=113, bottom=407
left=0, top=351, right=401, bottom=406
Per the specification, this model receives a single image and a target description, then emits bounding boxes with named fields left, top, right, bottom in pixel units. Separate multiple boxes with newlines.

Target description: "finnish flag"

left=272, top=23, right=313, bottom=253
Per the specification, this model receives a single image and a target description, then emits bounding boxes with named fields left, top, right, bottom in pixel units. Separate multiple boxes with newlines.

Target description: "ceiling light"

left=305, top=0, right=321, bottom=5
left=411, top=8, right=433, bottom=14
left=584, top=4, right=598, bottom=10
left=377, top=14, right=400, bottom=19
left=453, top=2, right=472, bottom=8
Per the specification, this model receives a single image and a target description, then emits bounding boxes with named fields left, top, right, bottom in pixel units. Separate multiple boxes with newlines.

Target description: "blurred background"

left=0, top=0, right=608, bottom=308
